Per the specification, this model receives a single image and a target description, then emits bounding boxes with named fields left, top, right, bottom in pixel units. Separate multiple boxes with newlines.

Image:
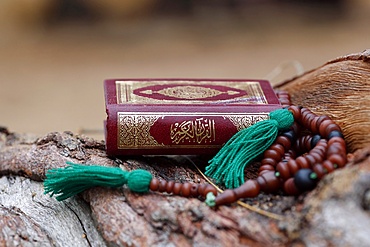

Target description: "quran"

left=104, top=79, right=281, bottom=155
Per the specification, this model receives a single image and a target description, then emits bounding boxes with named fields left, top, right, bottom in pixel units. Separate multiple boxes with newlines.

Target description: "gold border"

left=116, top=80, right=268, bottom=105
left=117, top=112, right=269, bottom=149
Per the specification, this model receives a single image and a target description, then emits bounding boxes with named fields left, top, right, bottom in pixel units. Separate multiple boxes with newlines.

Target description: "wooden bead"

left=258, top=164, right=275, bottom=173
left=190, top=184, right=199, bottom=197
left=275, top=136, right=292, bottom=151
left=233, top=180, right=260, bottom=199
left=269, top=143, right=286, bottom=156
left=149, top=178, right=159, bottom=191
left=328, top=136, right=346, bottom=146
left=215, top=190, right=237, bottom=206
left=181, top=183, right=191, bottom=197
left=284, top=178, right=300, bottom=196
left=312, top=164, right=326, bottom=179
left=315, top=115, right=330, bottom=132
left=324, top=124, right=341, bottom=137
left=261, top=158, right=277, bottom=167
left=287, top=159, right=300, bottom=175
left=309, top=151, right=324, bottom=163
left=166, top=181, right=175, bottom=194
left=288, top=105, right=301, bottom=120
left=328, top=154, right=347, bottom=168
left=257, top=171, right=280, bottom=193
left=322, top=160, right=335, bottom=173
left=172, top=183, right=182, bottom=195
left=197, top=184, right=207, bottom=197
left=158, top=180, right=167, bottom=193
left=263, top=149, right=282, bottom=161
left=310, top=117, right=320, bottom=133
left=204, top=184, right=218, bottom=197
left=319, top=119, right=334, bottom=137
left=276, top=161, right=291, bottom=180
left=304, top=154, right=317, bottom=166
left=296, top=156, right=310, bottom=169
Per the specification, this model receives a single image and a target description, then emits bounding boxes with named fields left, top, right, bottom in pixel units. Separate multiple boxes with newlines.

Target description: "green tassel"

left=44, top=161, right=152, bottom=201
left=205, top=108, right=294, bottom=189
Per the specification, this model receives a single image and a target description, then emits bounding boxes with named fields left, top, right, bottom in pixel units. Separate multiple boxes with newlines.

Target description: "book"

left=104, top=79, right=281, bottom=155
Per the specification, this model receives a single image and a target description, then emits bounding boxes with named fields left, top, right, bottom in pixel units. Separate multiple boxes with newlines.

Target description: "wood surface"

left=1, top=50, right=370, bottom=246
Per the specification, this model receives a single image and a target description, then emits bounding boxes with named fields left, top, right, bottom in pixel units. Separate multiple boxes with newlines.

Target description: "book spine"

left=105, top=109, right=274, bottom=155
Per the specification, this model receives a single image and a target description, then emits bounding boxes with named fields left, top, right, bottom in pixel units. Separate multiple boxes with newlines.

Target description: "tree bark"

left=1, top=50, right=370, bottom=246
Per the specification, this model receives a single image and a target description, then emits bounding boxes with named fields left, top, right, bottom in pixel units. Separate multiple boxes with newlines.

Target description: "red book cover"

left=104, top=79, right=281, bottom=155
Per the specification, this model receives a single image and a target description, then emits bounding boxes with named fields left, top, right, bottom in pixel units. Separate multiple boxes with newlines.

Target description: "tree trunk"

left=1, top=50, right=370, bottom=246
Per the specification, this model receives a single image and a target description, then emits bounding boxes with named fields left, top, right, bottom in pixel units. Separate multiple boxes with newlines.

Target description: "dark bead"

left=282, top=130, right=296, bottom=143
left=294, top=169, right=318, bottom=191
left=311, top=134, right=321, bottom=148
left=327, top=130, right=344, bottom=140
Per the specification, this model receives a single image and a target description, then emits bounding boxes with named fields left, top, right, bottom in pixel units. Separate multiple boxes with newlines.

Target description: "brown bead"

left=327, top=143, right=346, bottom=157
left=328, top=154, right=347, bottom=168
left=288, top=105, right=301, bottom=120
left=324, top=124, right=341, bottom=137
left=305, top=136, right=313, bottom=151
left=149, top=178, right=159, bottom=191
left=269, top=143, right=286, bottom=156
left=309, top=151, right=324, bottom=163
left=197, top=184, right=207, bottom=197
left=303, top=113, right=316, bottom=129
left=181, top=183, right=191, bottom=197
left=233, top=180, right=260, bottom=199
left=310, top=117, right=320, bottom=133
left=319, top=119, right=334, bottom=137
left=316, top=115, right=331, bottom=132
left=310, top=149, right=325, bottom=159
left=172, top=183, right=182, bottom=195
left=276, top=161, right=291, bottom=180
left=280, top=99, right=291, bottom=105
left=304, top=154, right=317, bottom=166
left=296, top=156, right=310, bottom=169
left=214, top=189, right=237, bottom=206
left=263, top=149, right=282, bottom=161
left=275, top=136, right=292, bottom=151
left=190, top=184, right=199, bottom=197
left=328, top=136, right=346, bottom=146
left=287, top=159, right=300, bottom=175
left=258, top=164, right=275, bottom=173
left=203, top=184, right=218, bottom=197
left=257, top=171, right=281, bottom=193
left=284, top=178, right=300, bottom=196
left=158, top=180, right=167, bottom=193
left=261, top=158, right=277, bottom=167
left=322, top=160, right=335, bottom=173
left=313, top=164, right=326, bottom=179
left=166, top=181, right=175, bottom=194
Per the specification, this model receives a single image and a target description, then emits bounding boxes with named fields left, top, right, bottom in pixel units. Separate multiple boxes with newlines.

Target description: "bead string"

left=148, top=90, right=348, bottom=207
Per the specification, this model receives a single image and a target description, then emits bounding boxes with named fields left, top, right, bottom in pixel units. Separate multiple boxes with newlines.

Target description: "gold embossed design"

left=117, top=112, right=270, bottom=149
left=118, top=113, right=164, bottom=148
left=170, top=118, right=216, bottom=144
left=226, top=115, right=269, bottom=131
left=116, top=80, right=268, bottom=105
left=158, top=86, right=223, bottom=99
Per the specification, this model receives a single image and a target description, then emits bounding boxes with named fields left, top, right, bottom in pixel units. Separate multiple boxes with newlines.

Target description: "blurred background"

left=0, top=0, right=369, bottom=140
